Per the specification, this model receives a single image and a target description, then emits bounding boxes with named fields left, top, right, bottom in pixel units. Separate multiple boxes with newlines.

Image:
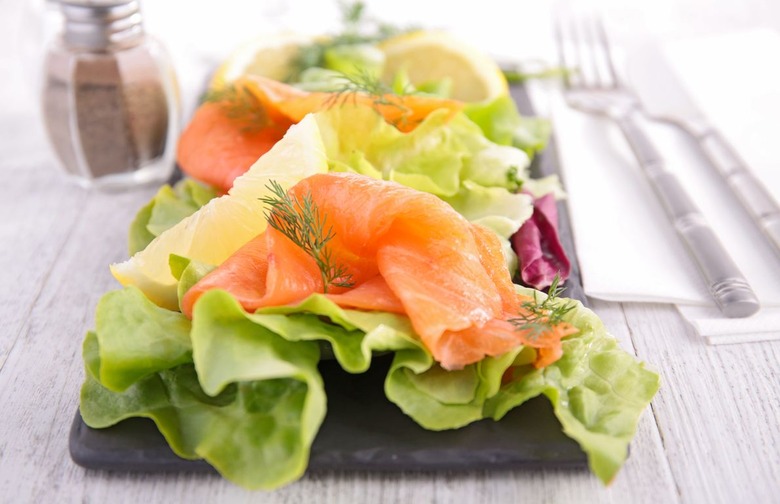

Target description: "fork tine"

left=554, top=5, right=604, bottom=90
left=593, top=14, right=620, bottom=89
left=577, top=12, right=616, bottom=90
left=570, top=15, right=593, bottom=88
left=552, top=8, right=572, bottom=89
left=580, top=13, right=606, bottom=87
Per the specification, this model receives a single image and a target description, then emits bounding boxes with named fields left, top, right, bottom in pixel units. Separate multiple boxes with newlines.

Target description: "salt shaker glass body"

left=42, top=0, right=179, bottom=189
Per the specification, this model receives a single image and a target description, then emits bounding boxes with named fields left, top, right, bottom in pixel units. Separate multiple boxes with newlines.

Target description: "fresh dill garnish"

left=509, top=274, right=577, bottom=341
left=341, top=0, right=366, bottom=26
left=260, top=180, right=354, bottom=293
left=324, top=68, right=410, bottom=106
left=322, top=69, right=419, bottom=129
left=203, top=84, right=270, bottom=132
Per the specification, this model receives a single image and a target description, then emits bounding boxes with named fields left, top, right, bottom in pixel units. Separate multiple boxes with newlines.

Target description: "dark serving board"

left=70, top=85, right=589, bottom=476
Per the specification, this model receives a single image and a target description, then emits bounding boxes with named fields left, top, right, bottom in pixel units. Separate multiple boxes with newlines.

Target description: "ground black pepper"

left=42, top=0, right=178, bottom=188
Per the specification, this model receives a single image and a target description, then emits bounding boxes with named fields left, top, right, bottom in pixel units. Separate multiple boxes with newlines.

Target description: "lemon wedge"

left=211, top=32, right=315, bottom=88
left=110, top=115, right=328, bottom=310
left=379, top=30, right=508, bottom=102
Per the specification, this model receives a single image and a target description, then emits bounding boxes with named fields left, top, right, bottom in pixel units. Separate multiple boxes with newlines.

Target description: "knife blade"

left=627, top=43, right=780, bottom=260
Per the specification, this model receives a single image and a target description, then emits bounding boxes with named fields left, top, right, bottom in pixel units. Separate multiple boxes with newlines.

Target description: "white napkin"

left=542, top=28, right=780, bottom=344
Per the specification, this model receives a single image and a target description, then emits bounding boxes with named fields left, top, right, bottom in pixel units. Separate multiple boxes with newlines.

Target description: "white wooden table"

left=1, top=1, right=779, bottom=502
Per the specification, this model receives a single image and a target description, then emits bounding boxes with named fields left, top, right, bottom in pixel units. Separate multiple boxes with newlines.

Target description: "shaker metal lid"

left=59, top=0, right=144, bottom=49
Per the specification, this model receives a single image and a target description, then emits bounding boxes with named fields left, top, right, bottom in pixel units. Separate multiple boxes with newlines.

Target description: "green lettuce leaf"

left=249, top=295, right=420, bottom=373
left=226, top=292, right=505, bottom=432
left=81, top=364, right=237, bottom=460
left=81, top=288, right=328, bottom=490
left=441, top=180, right=533, bottom=239
left=190, top=291, right=326, bottom=488
left=315, top=105, right=535, bottom=196
left=484, top=288, right=661, bottom=484
left=385, top=347, right=520, bottom=430
left=464, top=95, right=551, bottom=157
left=92, top=286, right=192, bottom=392
left=127, top=199, right=156, bottom=257
left=127, top=179, right=217, bottom=255
left=317, top=106, right=468, bottom=197
left=168, top=254, right=217, bottom=313
left=81, top=282, right=658, bottom=489
left=210, top=292, right=500, bottom=432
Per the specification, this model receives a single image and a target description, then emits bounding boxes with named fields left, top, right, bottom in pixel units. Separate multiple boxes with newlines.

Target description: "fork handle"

left=694, top=128, right=780, bottom=260
left=616, top=113, right=760, bottom=318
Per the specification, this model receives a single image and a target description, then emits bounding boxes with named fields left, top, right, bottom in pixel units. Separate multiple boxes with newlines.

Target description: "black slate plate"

left=69, top=85, right=589, bottom=475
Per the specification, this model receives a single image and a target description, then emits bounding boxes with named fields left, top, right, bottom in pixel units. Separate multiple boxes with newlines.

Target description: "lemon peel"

left=379, top=30, right=508, bottom=102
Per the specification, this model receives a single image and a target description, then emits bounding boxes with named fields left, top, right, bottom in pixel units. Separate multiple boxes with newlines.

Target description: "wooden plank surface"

left=625, top=303, right=780, bottom=502
left=0, top=168, right=85, bottom=371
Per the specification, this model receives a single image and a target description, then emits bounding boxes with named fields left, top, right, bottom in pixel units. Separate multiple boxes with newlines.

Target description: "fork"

left=553, top=10, right=760, bottom=318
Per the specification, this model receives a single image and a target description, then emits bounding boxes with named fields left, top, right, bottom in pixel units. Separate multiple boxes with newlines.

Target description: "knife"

left=627, top=43, right=780, bottom=261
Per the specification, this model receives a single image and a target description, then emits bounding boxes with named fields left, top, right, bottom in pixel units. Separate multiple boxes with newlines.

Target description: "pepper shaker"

left=42, top=0, right=180, bottom=189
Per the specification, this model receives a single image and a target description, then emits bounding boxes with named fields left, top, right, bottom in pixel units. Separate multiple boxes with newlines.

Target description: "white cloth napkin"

left=540, top=28, right=780, bottom=344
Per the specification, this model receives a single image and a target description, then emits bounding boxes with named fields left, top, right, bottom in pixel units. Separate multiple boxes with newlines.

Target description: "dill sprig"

left=203, top=84, right=270, bottom=132
left=341, top=0, right=366, bottom=26
left=323, top=69, right=418, bottom=129
left=260, top=181, right=354, bottom=293
left=324, top=69, right=410, bottom=105
left=509, top=274, right=577, bottom=341
left=329, top=67, right=395, bottom=97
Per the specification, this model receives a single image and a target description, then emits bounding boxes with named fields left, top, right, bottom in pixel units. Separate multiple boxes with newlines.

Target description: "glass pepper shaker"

left=42, top=0, right=180, bottom=189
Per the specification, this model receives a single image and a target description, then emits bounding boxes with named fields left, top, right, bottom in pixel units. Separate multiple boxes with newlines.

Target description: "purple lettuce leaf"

left=511, top=193, right=571, bottom=289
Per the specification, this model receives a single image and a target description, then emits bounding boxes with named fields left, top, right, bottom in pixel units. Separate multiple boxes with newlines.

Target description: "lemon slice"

left=110, top=115, right=328, bottom=310
left=379, top=30, right=508, bottom=102
left=211, top=32, right=315, bottom=88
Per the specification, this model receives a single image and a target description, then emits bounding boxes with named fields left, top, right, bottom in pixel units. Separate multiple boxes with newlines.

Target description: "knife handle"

left=616, top=114, right=760, bottom=318
left=696, top=128, right=780, bottom=259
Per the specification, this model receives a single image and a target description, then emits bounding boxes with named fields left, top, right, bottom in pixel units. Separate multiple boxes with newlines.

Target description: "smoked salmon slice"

left=325, top=276, right=406, bottom=314
left=242, top=75, right=464, bottom=133
left=181, top=173, right=572, bottom=370
left=177, top=77, right=464, bottom=193
left=176, top=102, right=292, bottom=194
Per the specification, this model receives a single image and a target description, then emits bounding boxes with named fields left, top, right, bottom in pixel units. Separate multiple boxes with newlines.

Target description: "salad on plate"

left=78, top=3, right=659, bottom=491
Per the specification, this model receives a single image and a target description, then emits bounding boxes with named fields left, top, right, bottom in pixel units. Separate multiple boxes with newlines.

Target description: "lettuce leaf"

left=81, top=288, right=327, bottom=490
left=484, top=288, right=660, bottom=484
left=169, top=255, right=217, bottom=313
left=128, top=180, right=217, bottom=255
left=315, top=105, right=533, bottom=200
left=317, top=106, right=469, bottom=197
left=81, top=282, right=657, bottom=489
left=91, top=287, right=192, bottom=392
left=127, top=199, right=157, bottom=257
left=385, top=347, right=520, bottom=430
left=464, top=95, right=551, bottom=157
left=442, top=180, right=533, bottom=239
left=189, top=291, right=326, bottom=488
left=249, top=295, right=420, bottom=373
left=511, top=193, right=571, bottom=289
